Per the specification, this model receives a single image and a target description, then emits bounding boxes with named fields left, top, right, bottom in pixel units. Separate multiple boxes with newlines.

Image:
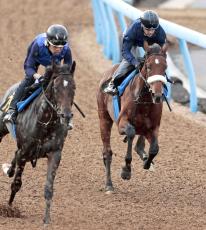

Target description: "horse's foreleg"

left=119, top=121, right=136, bottom=180
left=98, top=110, right=114, bottom=192
left=144, top=135, right=159, bottom=170
left=44, top=150, right=61, bottom=224
left=2, top=149, right=19, bottom=177
left=9, top=158, right=26, bottom=205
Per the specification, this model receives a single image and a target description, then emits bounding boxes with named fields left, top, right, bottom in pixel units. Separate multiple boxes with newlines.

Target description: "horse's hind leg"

left=134, top=136, right=147, bottom=161
left=134, top=136, right=155, bottom=170
left=98, top=110, right=114, bottom=192
left=144, top=135, right=159, bottom=170
left=44, top=150, right=61, bottom=224
left=9, top=157, right=26, bottom=205
left=120, top=123, right=135, bottom=180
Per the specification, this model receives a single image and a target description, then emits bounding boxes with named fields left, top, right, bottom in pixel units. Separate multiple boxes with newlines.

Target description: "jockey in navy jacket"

left=24, top=33, right=72, bottom=78
left=4, top=24, right=73, bottom=125
left=104, top=10, right=167, bottom=95
left=122, top=19, right=166, bottom=67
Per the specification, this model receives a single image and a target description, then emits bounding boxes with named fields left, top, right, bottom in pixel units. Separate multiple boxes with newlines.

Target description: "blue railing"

left=91, top=0, right=206, bottom=112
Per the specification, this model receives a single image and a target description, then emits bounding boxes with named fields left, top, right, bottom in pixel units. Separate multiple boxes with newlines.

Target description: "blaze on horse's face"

left=142, top=43, right=167, bottom=104
left=52, top=62, right=76, bottom=127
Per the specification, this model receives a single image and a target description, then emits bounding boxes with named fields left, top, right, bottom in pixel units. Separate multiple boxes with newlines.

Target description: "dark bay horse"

left=0, top=61, right=76, bottom=224
left=97, top=43, right=168, bottom=192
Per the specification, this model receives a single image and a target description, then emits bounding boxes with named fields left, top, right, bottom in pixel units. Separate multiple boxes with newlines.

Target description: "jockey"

left=104, top=10, right=167, bottom=95
left=3, top=24, right=74, bottom=129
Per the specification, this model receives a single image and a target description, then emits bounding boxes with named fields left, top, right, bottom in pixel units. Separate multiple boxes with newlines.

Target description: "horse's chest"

left=134, top=106, right=153, bottom=129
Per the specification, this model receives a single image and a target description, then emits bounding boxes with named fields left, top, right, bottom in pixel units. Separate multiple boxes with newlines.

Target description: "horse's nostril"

left=155, top=97, right=161, bottom=103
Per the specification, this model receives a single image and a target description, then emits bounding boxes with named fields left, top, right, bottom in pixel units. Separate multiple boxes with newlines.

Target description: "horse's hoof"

left=121, top=167, right=131, bottom=180
left=2, top=163, right=12, bottom=176
left=43, top=217, right=51, bottom=225
left=143, top=160, right=155, bottom=171
left=105, top=186, right=114, bottom=194
left=105, top=190, right=114, bottom=195
left=149, top=163, right=155, bottom=172
left=143, top=160, right=150, bottom=170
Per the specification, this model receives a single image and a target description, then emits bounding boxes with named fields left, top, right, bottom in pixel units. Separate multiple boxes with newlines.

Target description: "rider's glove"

left=33, top=73, right=42, bottom=80
left=137, top=57, right=145, bottom=65
left=33, top=74, right=44, bottom=84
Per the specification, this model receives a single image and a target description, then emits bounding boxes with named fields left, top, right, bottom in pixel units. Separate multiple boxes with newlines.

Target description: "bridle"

left=36, top=73, right=73, bottom=127
left=42, top=73, right=72, bottom=118
left=39, top=73, right=85, bottom=127
left=134, top=53, right=167, bottom=104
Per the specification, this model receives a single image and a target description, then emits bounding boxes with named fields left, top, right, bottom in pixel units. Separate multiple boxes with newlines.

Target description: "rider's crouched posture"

left=4, top=24, right=74, bottom=129
left=104, top=10, right=167, bottom=95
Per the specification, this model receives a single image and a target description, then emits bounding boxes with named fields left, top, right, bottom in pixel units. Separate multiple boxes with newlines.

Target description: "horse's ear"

left=70, top=61, right=76, bottom=74
left=52, top=60, right=59, bottom=72
left=161, top=43, right=168, bottom=55
left=143, top=40, right=150, bottom=53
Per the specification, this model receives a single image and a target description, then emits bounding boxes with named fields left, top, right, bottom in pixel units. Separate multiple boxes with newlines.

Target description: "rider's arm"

left=122, top=21, right=140, bottom=67
left=24, top=40, right=40, bottom=78
left=156, top=26, right=167, bottom=47
left=63, top=45, right=73, bottom=66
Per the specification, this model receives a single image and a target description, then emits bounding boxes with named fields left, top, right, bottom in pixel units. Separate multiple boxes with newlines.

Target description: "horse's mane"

left=146, top=43, right=161, bottom=56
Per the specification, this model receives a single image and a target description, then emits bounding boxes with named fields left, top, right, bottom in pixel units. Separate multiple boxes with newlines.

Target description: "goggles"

left=142, top=24, right=159, bottom=31
left=47, top=39, right=66, bottom=47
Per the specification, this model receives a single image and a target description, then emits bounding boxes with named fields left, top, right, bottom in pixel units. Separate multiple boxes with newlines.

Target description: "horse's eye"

left=146, top=66, right=151, bottom=72
left=53, top=85, right=58, bottom=93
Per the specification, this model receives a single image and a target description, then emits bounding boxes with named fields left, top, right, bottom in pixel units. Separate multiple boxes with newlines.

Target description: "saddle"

left=0, top=83, right=42, bottom=114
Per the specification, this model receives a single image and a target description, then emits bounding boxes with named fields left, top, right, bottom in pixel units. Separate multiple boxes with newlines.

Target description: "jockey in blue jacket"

left=104, top=10, right=167, bottom=95
left=4, top=24, right=73, bottom=128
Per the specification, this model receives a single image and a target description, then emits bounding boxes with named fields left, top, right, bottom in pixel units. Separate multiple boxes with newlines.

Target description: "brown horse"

left=97, top=43, right=168, bottom=192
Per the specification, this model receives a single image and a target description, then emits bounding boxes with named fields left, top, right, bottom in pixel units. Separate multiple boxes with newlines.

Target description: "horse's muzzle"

left=60, top=111, right=73, bottom=128
left=152, top=93, right=163, bottom=104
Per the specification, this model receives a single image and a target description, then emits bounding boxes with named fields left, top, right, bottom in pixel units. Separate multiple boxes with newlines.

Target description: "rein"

left=42, top=82, right=86, bottom=120
left=42, top=86, right=61, bottom=116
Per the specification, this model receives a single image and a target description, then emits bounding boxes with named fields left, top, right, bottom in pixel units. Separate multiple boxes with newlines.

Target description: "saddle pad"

left=112, top=95, right=120, bottom=122
left=112, top=69, right=138, bottom=121
left=117, top=69, right=138, bottom=96
left=17, top=87, right=42, bottom=112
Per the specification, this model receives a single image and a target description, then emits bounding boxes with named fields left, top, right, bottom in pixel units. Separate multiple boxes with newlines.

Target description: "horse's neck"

left=35, top=89, right=56, bottom=119
left=130, top=73, right=145, bottom=97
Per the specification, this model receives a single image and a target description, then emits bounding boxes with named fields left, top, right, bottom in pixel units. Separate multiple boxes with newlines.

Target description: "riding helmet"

left=46, top=24, right=68, bottom=47
left=140, top=10, right=159, bottom=29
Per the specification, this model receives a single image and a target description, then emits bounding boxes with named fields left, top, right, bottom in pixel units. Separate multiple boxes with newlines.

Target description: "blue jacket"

left=24, top=33, right=72, bottom=77
left=122, top=19, right=166, bottom=66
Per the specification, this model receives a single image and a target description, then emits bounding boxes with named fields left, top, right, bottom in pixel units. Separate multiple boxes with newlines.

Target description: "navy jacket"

left=24, top=33, right=72, bottom=78
left=122, top=19, right=166, bottom=66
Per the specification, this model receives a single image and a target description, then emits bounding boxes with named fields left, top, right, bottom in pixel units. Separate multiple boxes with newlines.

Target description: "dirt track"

left=0, top=0, right=206, bottom=229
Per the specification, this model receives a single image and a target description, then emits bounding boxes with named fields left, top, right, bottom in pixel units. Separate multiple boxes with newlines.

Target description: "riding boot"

left=104, top=59, right=133, bottom=95
left=3, top=77, right=34, bottom=123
